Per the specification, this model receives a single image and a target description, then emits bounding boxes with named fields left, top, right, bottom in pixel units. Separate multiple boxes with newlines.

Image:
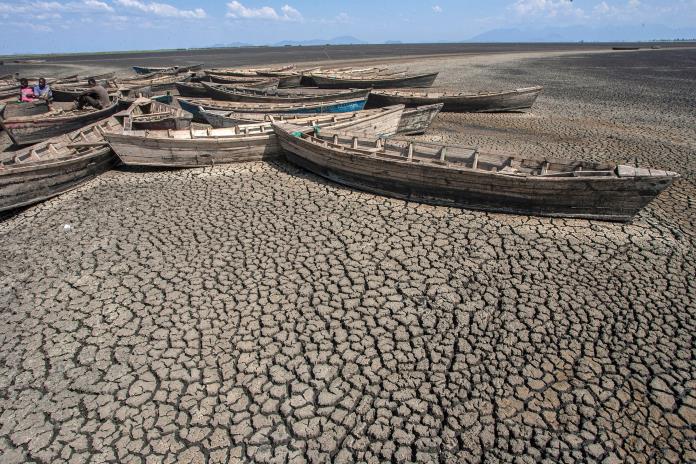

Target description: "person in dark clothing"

left=76, top=78, right=111, bottom=110
left=33, top=78, right=53, bottom=102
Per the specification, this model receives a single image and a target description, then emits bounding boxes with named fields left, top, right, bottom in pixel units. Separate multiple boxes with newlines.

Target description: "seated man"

left=19, top=78, right=36, bottom=102
left=32, top=78, right=53, bottom=102
left=76, top=78, right=110, bottom=110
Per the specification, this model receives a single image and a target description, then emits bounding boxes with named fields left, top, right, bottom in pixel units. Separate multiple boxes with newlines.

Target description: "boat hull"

left=368, top=87, right=543, bottom=112
left=397, top=104, right=443, bottom=135
left=175, top=82, right=208, bottom=98
left=202, top=83, right=370, bottom=104
left=275, top=130, right=676, bottom=222
left=0, top=103, right=121, bottom=146
left=105, top=132, right=281, bottom=167
left=312, top=72, right=438, bottom=89
left=1, top=101, right=50, bottom=118
left=177, top=98, right=367, bottom=120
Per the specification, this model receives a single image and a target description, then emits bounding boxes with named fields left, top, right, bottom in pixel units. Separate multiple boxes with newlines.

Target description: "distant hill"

left=274, top=36, right=366, bottom=46
left=467, top=24, right=696, bottom=42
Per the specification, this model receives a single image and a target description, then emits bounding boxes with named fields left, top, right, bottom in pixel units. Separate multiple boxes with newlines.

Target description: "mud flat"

left=0, top=48, right=694, bottom=463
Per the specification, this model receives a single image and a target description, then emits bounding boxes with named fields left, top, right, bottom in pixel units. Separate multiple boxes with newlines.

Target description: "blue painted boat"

left=176, top=97, right=367, bottom=121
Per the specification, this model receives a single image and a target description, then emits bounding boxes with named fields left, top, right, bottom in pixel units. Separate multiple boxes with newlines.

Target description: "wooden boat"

left=117, top=74, right=184, bottom=94
left=175, top=82, right=210, bottom=98
left=52, top=85, right=120, bottom=103
left=104, top=105, right=404, bottom=168
left=86, top=72, right=116, bottom=81
left=206, top=73, right=280, bottom=87
left=200, top=105, right=404, bottom=129
left=177, top=97, right=368, bottom=120
left=205, top=65, right=295, bottom=77
left=0, top=101, right=121, bottom=146
left=116, top=97, right=192, bottom=131
left=272, top=125, right=679, bottom=222
left=397, top=104, right=443, bottom=135
left=133, top=65, right=176, bottom=75
left=256, top=71, right=302, bottom=88
left=311, top=72, right=439, bottom=89
left=201, top=82, right=370, bottom=104
left=1, top=100, right=51, bottom=119
left=368, top=86, right=543, bottom=112
left=0, top=117, right=119, bottom=212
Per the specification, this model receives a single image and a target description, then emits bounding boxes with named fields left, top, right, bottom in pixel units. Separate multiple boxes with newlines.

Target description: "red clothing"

left=20, top=87, right=36, bottom=102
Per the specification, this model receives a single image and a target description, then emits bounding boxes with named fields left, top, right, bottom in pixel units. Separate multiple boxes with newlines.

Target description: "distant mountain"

left=467, top=24, right=696, bottom=42
left=209, top=42, right=254, bottom=48
left=384, top=40, right=403, bottom=44
left=273, top=36, right=366, bottom=46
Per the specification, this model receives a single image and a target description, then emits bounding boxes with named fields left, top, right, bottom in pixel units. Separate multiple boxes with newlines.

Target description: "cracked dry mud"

left=1, top=49, right=695, bottom=463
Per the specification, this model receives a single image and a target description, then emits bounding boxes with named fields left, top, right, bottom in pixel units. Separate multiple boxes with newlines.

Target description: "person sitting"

left=76, top=78, right=110, bottom=110
left=32, top=78, right=53, bottom=102
left=19, top=78, right=37, bottom=102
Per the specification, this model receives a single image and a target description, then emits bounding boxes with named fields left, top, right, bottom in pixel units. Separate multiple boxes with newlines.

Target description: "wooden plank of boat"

left=201, top=82, right=370, bottom=104
left=200, top=105, right=404, bottom=130
left=255, top=71, right=302, bottom=88
left=368, top=86, right=543, bottom=112
left=0, top=117, right=119, bottom=212
left=311, top=72, right=439, bottom=89
left=396, top=103, right=443, bottom=135
left=0, top=101, right=121, bottom=146
left=104, top=105, right=404, bottom=168
left=1, top=100, right=51, bottom=119
left=177, top=97, right=368, bottom=120
left=272, top=124, right=679, bottom=222
left=116, top=97, right=193, bottom=131
left=52, top=85, right=120, bottom=103
left=205, top=65, right=295, bottom=77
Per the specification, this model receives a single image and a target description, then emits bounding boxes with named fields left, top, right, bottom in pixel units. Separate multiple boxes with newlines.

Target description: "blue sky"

left=1, top=0, right=695, bottom=54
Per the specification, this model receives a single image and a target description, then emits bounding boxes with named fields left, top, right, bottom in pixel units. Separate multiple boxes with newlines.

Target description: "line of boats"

left=0, top=63, right=679, bottom=222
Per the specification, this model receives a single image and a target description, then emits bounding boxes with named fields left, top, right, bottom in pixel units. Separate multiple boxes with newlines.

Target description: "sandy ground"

left=0, top=48, right=694, bottom=463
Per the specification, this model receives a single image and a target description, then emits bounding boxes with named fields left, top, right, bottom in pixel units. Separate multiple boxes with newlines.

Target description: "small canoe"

left=205, top=65, right=295, bottom=77
left=201, top=82, right=370, bottom=104
left=200, top=105, right=404, bottom=130
left=0, top=101, right=121, bottom=146
left=116, top=97, right=192, bottom=131
left=117, top=74, right=184, bottom=94
left=175, top=82, right=210, bottom=98
left=397, top=103, right=443, bottom=135
left=311, top=72, right=439, bottom=89
left=105, top=105, right=404, bottom=168
left=0, top=117, right=119, bottom=212
left=1, top=100, right=51, bottom=119
left=368, top=86, right=543, bottom=112
left=272, top=125, right=679, bottom=222
left=177, top=97, right=368, bottom=120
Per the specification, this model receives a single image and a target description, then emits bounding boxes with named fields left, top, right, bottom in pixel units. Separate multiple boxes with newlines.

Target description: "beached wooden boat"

left=177, top=97, right=368, bottom=120
left=200, top=105, right=404, bottom=130
left=273, top=125, right=679, bottom=222
left=311, top=72, right=439, bottom=89
left=206, top=74, right=280, bottom=87
left=256, top=71, right=302, bottom=88
left=105, top=105, right=404, bottom=168
left=397, top=104, right=443, bottom=135
left=86, top=72, right=116, bottom=81
left=175, top=82, right=210, bottom=98
left=200, top=83, right=370, bottom=104
left=133, top=66, right=176, bottom=75
left=205, top=65, right=295, bottom=77
left=0, top=117, right=119, bottom=212
left=117, top=74, right=184, bottom=94
left=1, top=100, right=51, bottom=119
left=0, top=101, right=121, bottom=146
left=52, top=85, right=120, bottom=103
left=368, top=86, right=543, bottom=112
left=116, top=97, right=192, bottom=131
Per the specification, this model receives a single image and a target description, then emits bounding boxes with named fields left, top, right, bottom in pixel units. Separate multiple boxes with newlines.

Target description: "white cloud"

left=511, top=0, right=585, bottom=18
left=0, top=0, right=112, bottom=15
left=432, top=5, right=442, bottom=13
left=226, top=1, right=303, bottom=21
left=115, top=0, right=206, bottom=18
